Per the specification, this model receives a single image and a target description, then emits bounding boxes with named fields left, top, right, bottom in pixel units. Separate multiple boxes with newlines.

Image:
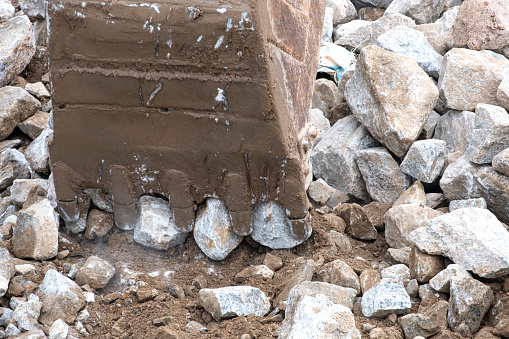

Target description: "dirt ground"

left=42, top=211, right=398, bottom=339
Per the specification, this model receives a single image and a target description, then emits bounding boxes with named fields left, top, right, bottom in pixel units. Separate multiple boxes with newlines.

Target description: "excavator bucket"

left=47, top=0, right=325, bottom=242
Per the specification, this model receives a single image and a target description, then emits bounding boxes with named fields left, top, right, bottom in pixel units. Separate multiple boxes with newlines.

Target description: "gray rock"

left=84, top=209, right=113, bottom=239
left=393, top=180, right=426, bottom=208
left=449, top=198, right=487, bottom=211
left=399, top=300, right=449, bottom=339
left=19, top=0, right=45, bottom=19
left=279, top=294, right=361, bottom=339
left=400, top=140, right=446, bottom=183
left=38, top=269, right=86, bottom=325
left=413, top=6, right=459, bottom=56
left=438, top=48, right=509, bottom=111
left=0, top=149, right=31, bottom=191
left=311, top=115, right=379, bottom=201
left=0, top=248, right=14, bottom=297
left=198, top=286, right=270, bottom=321
left=134, top=196, right=189, bottom=251
left=10, top=178, right=49, bottom=207
left=429, top=264, right=471, bottom=293
left=345, top=45, right=438, bottom=157
left=336, top=14, right=415, bottom=51
left=25, top=127, right=53, bottom=174
left=333, top=20, right=370, bottom=42
left=381, top=264, right=410, bottom=285
left=465, top=104, right=509, bottom=164
left=498, top=74, right=509, bottom=111
left=251, top=201, right=309, bottom=249
left=361, top=278, right=411, bottom=318
left=448, top=276, right=494, bottom=336
left=17, top=111, right=50, bottom=139
left=326, top=0, right=356, bottom=26
left=321, top=7, right=333, bottom=43
left=0, top=139, right=21, bottom=153
left=409, top=208, right=509, bottom=278
left=75, top=256, right=115, bottom=289
left=324, top=230, right=353, bottom=254
left=440, top=156, right=509, bottom=224
left=406, top=279, right=419, bottom=298
left=25, top=82, right=49, bottom=99
left=0, top=0, right=14, bottom=23
left=12, top=199, right=58, bottom=260
left=307, top=178, right=337, bottom=205
left=317, top=259, right=361, bottom=295
left=425, top=193, right=446, bottom=209
left=384, top=0, right=444, bottom=24
left=421, top=110, right=440, bottom=139
left=433, top=109, right=476, bottom=155
left=12, top=294, right=41, bottom=332
left=363, top=201, right=392, bottom=231
left=384, top=204, right=443, bottom=249
left=0, top=16, right=36, bottom=87
left=350, top=0, right=392, bottom=9
left=48, top=319, right=68, bottom=339
left=377, top=26, right=443, bottom=78
left=493, top=147, right=509, bottom=176
left=356, top=147, right=411, bottom=204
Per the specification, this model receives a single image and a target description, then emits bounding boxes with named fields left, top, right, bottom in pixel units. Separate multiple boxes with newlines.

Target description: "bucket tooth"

left=225, top=172, right=253, bottom=236
left=167, top=169, right=194, bottom=232
left=289, top=216, right=312, bottom=242
left=57, top=200, right=79, bottom=223
left=113, top=202, right=138, bottom=231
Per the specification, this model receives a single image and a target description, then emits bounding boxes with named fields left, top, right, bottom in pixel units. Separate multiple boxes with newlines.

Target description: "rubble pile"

left=0, top=0, right=508, bottom=337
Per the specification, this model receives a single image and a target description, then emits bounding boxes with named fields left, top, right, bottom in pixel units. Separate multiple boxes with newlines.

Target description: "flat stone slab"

left=409, top=207, right=509, bottom=278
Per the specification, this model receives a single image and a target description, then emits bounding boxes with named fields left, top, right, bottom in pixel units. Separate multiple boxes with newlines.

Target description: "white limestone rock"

left=38, top=269, right=86, bottom=325
left=12, top=199, right=58, bottom=260
left=356, top=147, right=411, bottom=204
left=384, top=0, right=445, bottom=24
left=498, top=74, right=509, bottom=111
left=335, top=14, right=415, bottom=51
left=198, top=286, right=270, bottom=321
left=311, top=115, right=379, bottom=201
left=345, top=45, right=438, bottom=157
left=448, top=276, right=494, bottom=336
left=433, top=110, right=476, bottom=155
left=409, top=208, right=509, bottom=278
left=10, top=178, right=49, bottom=207
left=377, top=26, right=443, bottom=78
left=134, top=196, right=189, bottom=251
left=449, top=198, right=487, bottom=211
left=48, top=319, right=69, bottom=339
left=429, top=264, right=471, bottom=293
left=25, top=82, right=50, bottom=99
left=492, top=147, right=509, bottom=176
left=251, top=201, right=309, bottom=249
left=384, top=204, right=443, bottom=249
left=194, top=198, right=242, bottom=260
left=381, top=264, right=411, bottom=286
left=400, top=139, right=446, bottom=183
left=17, top=111, right=50, bottom=139
left=0, top=16, right=36, bottom=87
left=12, top=294, right=42, bottom=332
left=25, top=127, right=53, bottom=174
left=361, top=278, right=411, bottom=318
left=0, top=248, right=14, bottom=297
left=0, top=149, right=31, bottom=191
left=465, top=104, right=509, bottom=164
left=437, top=48, right=509, bottom=111
left=280, top=294, right=361, bottom=339
left=0, top=0, right=14, bottom=23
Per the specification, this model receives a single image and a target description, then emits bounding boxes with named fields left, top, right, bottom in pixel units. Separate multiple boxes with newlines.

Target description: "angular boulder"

left=409, top=207, right=509, bottom=278
left=345, top=45, right=439, bottom=157
left=400, top=139, right=446, bottom=183
left=361, top=278, right=411, bottom=317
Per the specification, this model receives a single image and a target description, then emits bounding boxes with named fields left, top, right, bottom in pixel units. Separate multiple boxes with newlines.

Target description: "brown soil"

left=43, top=211, right=394, bottom=339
